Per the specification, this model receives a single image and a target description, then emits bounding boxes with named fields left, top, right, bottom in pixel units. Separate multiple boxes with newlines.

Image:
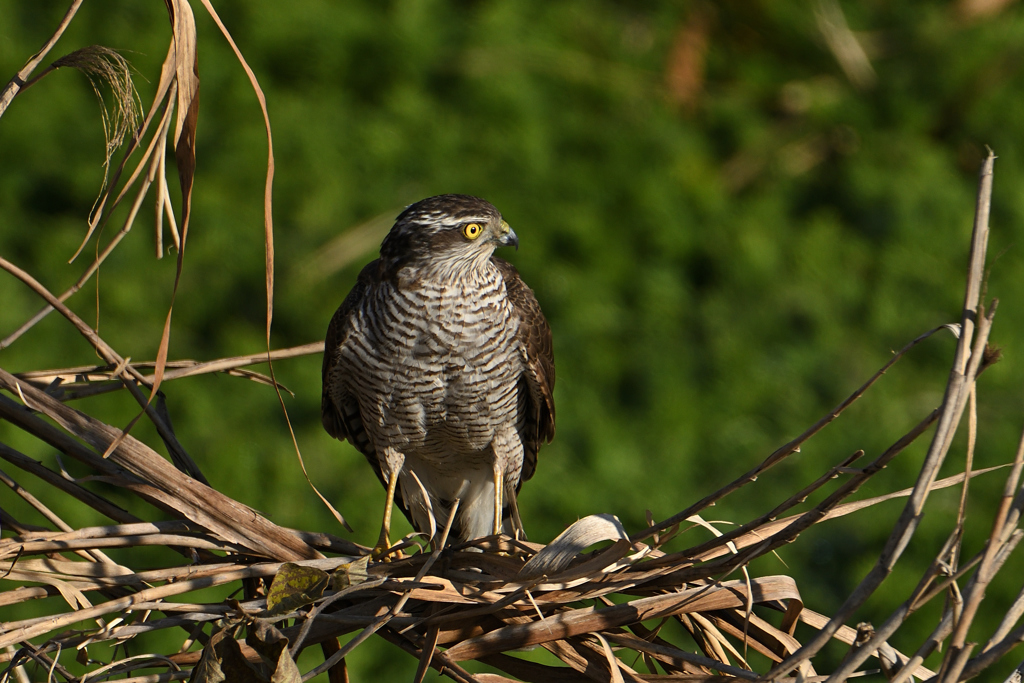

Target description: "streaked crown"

left=379, top=194, right=518, bottom=276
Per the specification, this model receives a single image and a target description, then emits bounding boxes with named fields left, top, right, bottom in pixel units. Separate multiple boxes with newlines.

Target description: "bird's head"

left=379, top=194, right=518, bottom=278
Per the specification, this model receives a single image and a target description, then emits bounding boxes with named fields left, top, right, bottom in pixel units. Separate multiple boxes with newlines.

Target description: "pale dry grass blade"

left=816, top=0, right=876, bottom=89
left=14, top=342, right=322, bottom=400
left=936, top=405, right=1024, bottom=680
left=669, top=407, right=941, bottom=582
left=45, top=46, right=141, bottom=193
left=689, top=462, right=1009, bottom=565
left=305, top=211, right=398, bottom=282
left=149, top=0, right=200, bottom=404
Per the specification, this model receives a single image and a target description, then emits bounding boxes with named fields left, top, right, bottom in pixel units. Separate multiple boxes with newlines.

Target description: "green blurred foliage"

left=3, top=0, right=1024, bottom=679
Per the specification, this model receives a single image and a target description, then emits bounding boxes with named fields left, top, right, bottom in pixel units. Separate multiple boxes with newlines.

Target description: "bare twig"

left=0, top=0, right=85, bottom=118
left=768, top=148, right=997, bottom=683
left=634, top=323, right=950, bottom=545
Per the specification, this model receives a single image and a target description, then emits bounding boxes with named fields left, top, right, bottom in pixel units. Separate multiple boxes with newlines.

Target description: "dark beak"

left=497, top=220, right=519, bottom=250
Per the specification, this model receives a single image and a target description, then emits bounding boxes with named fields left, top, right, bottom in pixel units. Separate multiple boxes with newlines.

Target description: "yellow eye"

left=463, top=223, right=483, bottom=240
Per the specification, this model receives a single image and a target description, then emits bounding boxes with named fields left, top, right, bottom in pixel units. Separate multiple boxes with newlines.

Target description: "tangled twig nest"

left=1, top=154, right=1020, bottom=682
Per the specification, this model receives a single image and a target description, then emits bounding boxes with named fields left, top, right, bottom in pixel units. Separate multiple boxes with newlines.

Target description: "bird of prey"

left=322, top=194, right=555, bottom=555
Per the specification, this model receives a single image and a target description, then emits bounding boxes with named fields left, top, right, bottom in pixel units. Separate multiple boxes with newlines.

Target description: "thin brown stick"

left=681, top=407, right=940, bottom=582
left=0, top=467, right=116, bottom=566
left=940, top=397, right=1024, bottom=675
left=0, top=0, right=85, bottom=118
left=0, top=564, right=273, bottom=650
left=12, top=342, right=319, bottom=400
left=984, top=583, right=1024, bottom=656
left=0, top=256, right=205, bottom=480
left=652, top=449, right=866, bottom=565
left=444, top=576, right=799, bottom=661
left=1, top=533, right=238, bottom=556
left=633, top=324, right=949, bottom=544
left=828, top=532, right=962, bottom=683
left=768, top=148, right=997, bottom=683
left=0, top=369, right=318, bottom=561
left=961, top=620, right=1024, bottom=680
left=376, top=628, right=483, bottom=683
left=821, top=310, right=1007, bottom=682
left=952, top=385, right=979, bottom=572
left=689, top=462, right=1007, bottom=566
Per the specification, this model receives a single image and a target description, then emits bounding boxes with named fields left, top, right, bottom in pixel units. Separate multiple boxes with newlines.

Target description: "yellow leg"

left=493, top=467, right=503, bottom=537
left=372, top=470, right=400, bottom=560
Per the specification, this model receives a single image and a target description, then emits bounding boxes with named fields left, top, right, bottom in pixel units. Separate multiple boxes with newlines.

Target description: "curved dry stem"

left=0, top=0, right=85, bottom=118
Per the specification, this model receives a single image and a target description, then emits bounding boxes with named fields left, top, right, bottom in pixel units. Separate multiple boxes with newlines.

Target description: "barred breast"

left=337, top=262, right=522, bottom=476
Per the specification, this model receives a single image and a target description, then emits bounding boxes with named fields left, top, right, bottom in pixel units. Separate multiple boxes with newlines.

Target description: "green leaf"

left=265, top=562, right=329, bottom=616
left=331, top=555, right=370, bottom=590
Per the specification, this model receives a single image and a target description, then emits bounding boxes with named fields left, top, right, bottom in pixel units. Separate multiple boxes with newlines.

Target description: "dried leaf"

left=151, top=0, right=201, bottom=404
left=189, top=642, right=225, bottom=683
left=40, top=575, right=93, bottom=611
left=190, top=627, right=262, bottom=683
left=247, top=620, right=301, bottom=683
left=520, top=513, right=629, bottom=578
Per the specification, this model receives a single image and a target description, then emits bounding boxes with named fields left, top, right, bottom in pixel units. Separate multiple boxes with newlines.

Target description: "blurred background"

left=3, top=0, right=1024, bottom=679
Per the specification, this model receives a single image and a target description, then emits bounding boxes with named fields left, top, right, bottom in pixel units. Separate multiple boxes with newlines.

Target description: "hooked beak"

left=496, top=220, right=519, bottom=250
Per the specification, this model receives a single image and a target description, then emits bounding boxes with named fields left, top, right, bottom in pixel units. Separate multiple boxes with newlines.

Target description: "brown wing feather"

left=493, top=257, right=555, bottom=487
left=322, top=260, right=375, bottom=446
left=322, top=260, right=412, bottom=518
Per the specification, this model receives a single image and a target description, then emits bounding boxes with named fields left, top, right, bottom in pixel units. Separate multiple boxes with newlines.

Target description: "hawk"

left=321, top=195, right=555, bottom=555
